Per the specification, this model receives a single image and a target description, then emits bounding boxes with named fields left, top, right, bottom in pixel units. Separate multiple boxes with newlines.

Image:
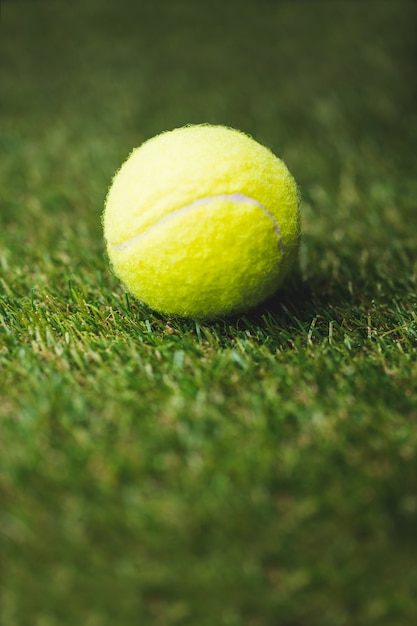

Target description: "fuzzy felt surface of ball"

left=103, top=124, right=300, bottom=319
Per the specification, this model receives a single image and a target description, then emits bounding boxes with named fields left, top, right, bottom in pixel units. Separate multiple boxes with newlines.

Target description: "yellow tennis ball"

left=103, top=124, right=300, bottom=319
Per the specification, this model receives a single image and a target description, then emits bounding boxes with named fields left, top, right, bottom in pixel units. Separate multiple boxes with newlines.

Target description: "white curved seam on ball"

left=112, top=193, right=285, bottom=253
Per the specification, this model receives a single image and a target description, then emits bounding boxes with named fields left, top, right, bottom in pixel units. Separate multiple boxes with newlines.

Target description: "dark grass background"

left=1, top=1, right=417, bottom=625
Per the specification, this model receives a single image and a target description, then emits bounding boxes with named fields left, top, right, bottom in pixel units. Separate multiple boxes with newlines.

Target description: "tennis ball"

left=103, top=124, right=300, bottom=319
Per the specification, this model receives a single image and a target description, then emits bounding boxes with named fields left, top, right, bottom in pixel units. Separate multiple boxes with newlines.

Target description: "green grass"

left=1, top=1, right=417, bottom=625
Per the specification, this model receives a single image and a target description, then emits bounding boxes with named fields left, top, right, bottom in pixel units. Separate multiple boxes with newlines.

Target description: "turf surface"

left=1, top=1, right=417, bottom=625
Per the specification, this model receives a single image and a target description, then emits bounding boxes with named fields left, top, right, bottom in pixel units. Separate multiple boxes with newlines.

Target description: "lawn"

left=1, top=1, right=417, bottom=625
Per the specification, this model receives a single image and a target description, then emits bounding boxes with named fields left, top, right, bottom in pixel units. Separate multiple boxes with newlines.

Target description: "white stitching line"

left=112, top=193, right=285, bottom=253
